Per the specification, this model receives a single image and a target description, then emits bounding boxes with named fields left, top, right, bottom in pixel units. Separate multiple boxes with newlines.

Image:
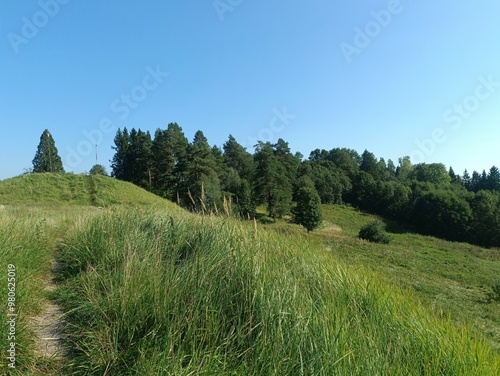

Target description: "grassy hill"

left=0, top=173, right=179, bottom=209
left=0, top=173, right=499, bottom=374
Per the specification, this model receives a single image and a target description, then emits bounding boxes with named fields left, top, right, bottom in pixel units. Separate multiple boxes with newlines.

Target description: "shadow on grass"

left=384, top=219, right=416, bottom=235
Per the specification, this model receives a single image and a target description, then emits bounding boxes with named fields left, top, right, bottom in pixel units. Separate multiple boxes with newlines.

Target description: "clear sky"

left=1, top=0, right=499, bottom=180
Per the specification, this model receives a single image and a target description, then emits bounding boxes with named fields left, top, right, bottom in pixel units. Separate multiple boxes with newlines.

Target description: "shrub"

left=358, top=220, right=391, bottom=244
left=89, top=164, right=108, bottom=176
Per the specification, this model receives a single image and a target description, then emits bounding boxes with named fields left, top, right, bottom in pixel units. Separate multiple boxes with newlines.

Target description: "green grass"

left=53, top=210, right=499, bottom=375
left=0, top=173, right=179, bottom=210
left=315, top=204, right=500, bottom=352
left=0, top=206, right=100, bottom=374
left=0, top=174, right=180, bottom=374
left=1, top=174, right=499, bottom=374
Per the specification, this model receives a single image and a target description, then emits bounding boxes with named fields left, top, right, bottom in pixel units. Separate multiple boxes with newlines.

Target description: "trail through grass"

left=1, top=174, right=499, bottom=374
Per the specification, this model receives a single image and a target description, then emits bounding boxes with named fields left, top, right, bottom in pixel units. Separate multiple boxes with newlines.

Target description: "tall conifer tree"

left=32, top=129, right=65, bottom=173
left=254, top=142, right=292, bottom=219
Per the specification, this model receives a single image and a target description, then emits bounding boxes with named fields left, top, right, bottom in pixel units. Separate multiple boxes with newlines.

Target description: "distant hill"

left=0, top=173, right=178, bottom=209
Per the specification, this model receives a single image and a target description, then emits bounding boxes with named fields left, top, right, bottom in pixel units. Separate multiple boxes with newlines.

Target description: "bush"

left=358, top=220, right=391, bottom=244
left=89, top=164, right=108, bottom=176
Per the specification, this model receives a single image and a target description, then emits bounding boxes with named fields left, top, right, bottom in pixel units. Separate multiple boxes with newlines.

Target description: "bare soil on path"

left=30, top=259, right=67, bottom=363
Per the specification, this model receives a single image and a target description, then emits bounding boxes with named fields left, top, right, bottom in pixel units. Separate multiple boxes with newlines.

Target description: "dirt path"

left=30, top=259, right=67, bottom=361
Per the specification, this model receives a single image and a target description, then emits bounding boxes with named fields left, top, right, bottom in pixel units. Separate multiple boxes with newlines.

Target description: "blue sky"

left=1, top=0, right=499, bottom=180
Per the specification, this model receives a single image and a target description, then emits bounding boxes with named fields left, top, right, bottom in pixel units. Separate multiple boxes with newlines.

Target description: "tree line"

left=28, top=127, right=500, bottom=245
left=108, top=124, right=500, bottom=247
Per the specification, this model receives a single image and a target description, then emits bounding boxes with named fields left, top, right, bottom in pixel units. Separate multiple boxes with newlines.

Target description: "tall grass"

left=0, top=207, right=66, bottom=374
left=55, top=209, right=500, bottom=375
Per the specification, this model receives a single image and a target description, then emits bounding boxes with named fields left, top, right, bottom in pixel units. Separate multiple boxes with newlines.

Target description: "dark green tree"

left=254, top=142, right=293, bottom=219
left=412, top=190, right=472, bottom=242
left=351, top=171, right=377, bottom=211
left=360, top=149, right=379, bottom=178
left=328, top=148, right=361, bottom=179
left=376, top=181, right=411, bottom=220
left=111, top=128, right=130, bottom=180
left=487, top=166, right=500, bottom=191
left=151, top=123, right=190, bottom=199
left=293, top=186, right=323, bottom=232
left=222, top=135, right=255, bottom=181
left=449, top=166, right=461, bottom=184
left=309, top=160, right=351, bottom=204
left=358, top=220, right=391, bottom=244
left=470, top=171, right=482, bottom=192
left=309, top=148, right=329, bottom=161
left=462, top=169, right=471, bottom=190
left=127, top=129, right=153, bottom=190
left=274, top=138, right=300, bottom=184
left=184, top=130, right=222, bottom=211
left=469, top=190, right=500, bottom=247
left=32, top=129, right=65, bottom=173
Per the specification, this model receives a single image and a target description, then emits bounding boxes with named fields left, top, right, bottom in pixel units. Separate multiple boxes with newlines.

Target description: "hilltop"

left=0, top=173, right=178, bottom=209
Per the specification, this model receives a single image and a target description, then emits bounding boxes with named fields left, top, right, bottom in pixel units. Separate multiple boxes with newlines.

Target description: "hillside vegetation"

left=0, top=173, right=179, bottom=209
left=0, top=173, right=499, bottom=374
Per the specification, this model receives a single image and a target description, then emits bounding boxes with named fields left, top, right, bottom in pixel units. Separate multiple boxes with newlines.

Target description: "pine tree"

left=222, top=135, right=255, bottom=181
left=274, top=138, right=300, bottom=184
left=151, top=123, right=190, bottom=199
left=254, top=142, right=292, bottom=219
left=448, top=166, right=461, bottom=184
left=111, top=128, right=130, bottom=180
left=32, top=129, right=65, bottom=173
left=184, top=130, right=222, bottom=211
left=471, top=171, right=481, bottom=192
left=293, top=186, right=323, bottom=232
left=127, top=129, right=153, bottom=190
left=387, top=159, right=396, bottom=177
left=487, top=166, right=500, bottom=191
left=462, top=169, right=471, bottom=190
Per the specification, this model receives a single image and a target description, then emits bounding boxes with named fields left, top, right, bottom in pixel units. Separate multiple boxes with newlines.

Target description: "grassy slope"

left=0, top=173, right=179, bottom=209
left=0, top=174, right=180, bottom=375
left=261, top=205, right=500, bottom=351
left=315, top=205, right=500, bottom=351
left=0, top=173, right=499, bottom=374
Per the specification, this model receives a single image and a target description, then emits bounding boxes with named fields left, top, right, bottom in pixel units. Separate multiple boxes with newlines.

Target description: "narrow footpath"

left=30, top=258, right=67, bottom=368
